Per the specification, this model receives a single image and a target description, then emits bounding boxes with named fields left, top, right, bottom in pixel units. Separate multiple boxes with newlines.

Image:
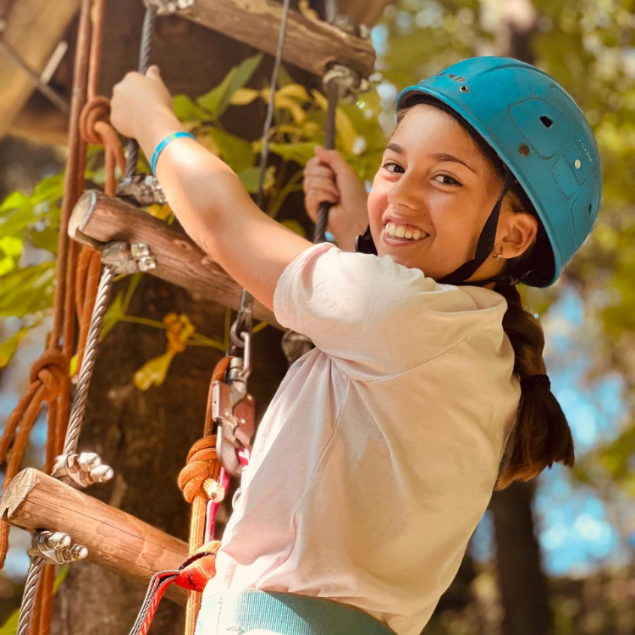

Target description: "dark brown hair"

left=396, top=99, right=575, bottom=490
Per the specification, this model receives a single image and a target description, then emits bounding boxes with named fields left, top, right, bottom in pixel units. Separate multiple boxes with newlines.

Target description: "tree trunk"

left=489, top=482, right=553, bottom=635
left=50, top=0, right=309, bottom=631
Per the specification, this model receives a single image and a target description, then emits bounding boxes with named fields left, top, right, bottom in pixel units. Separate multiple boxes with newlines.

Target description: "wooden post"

left=69, top=190, right=281, bottom=328
left=0, top=469, right=189, bottom=604
left=168, top=0, right=375, bottom=79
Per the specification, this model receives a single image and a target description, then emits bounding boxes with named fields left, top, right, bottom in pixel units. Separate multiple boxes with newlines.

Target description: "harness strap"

left=127, top=543, right=221, bottom=635
left=196, top=589, right=397, bottom=635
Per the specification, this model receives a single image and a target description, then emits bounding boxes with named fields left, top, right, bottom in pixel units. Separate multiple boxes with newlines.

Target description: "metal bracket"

left=117, top=174, right=167, bottom=207
left=143, top=0, right=194, bottom=15
left=52, top=452, right=114, bottom=489
left=100, top=241, right=157, bottom=274
left=323, top=63, right=368, bottom=102
left=28, top=531, right=88, bottom=565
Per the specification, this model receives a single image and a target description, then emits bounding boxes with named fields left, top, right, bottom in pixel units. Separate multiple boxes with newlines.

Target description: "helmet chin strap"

left=355, top=172, right=528, bottom=287
left=436, top=171, right=513, bottom=286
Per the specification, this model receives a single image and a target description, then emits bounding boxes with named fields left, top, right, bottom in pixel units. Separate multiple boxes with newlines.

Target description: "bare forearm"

left=134, top=106, right=310, bottom=309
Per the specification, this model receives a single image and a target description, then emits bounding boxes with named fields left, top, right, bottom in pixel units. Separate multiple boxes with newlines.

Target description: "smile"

left=383, top=221, right=428, bottom=245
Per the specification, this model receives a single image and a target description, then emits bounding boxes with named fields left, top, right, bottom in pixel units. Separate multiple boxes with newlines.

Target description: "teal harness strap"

left=196, top=590, right=396, bottom=635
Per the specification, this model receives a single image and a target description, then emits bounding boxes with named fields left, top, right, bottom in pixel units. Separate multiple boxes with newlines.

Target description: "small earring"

left=492, top=246, right=504, bottom=261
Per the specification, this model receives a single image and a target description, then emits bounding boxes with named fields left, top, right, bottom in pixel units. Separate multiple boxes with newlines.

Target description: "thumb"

left=146, top=65, right=161, bottom=79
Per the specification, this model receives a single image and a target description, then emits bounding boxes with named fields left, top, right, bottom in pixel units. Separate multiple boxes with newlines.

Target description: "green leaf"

left=134, top=351, right=175, bottom=391
left=30, top=224, right=59, bottom=254
left=196, top=53, right=263, bottom=119
left=0, top=328, right=28, bottom=368
left=237, top=166, right=275, bottom=194
left=0, top=606, right=19, bottom=635
left=281, top=219, right=306, bottom=237
left=0, top=261, right=55, bottom=317
left=173, top=94, right=210, bottom=121
left=0, top=235, right=23, bottom=276
left=101, top=291, right=125, bottom=340
left=205, top=128, right=255, bottom=171
left=267, top=142, right=317, bottom=166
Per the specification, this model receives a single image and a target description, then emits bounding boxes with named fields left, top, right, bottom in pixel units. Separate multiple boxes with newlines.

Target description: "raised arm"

left=110, top=66, right=311, bottom=311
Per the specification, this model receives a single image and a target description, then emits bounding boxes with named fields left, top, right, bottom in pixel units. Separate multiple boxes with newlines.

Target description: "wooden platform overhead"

left=164, top=0, right=375, bottom=78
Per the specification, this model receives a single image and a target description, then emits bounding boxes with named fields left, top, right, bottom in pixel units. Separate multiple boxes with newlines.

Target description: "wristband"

left=151, top=131, right=195, bottom=174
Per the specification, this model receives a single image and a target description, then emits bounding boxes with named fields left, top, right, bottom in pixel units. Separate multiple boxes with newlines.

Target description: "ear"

left=499, top=209, right=539, bottom=259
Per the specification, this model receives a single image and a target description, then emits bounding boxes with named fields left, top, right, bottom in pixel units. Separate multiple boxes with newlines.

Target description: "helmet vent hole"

left=459, top=85, right=469, bottom=93
left=540, top=116, right=554, bottom=128
left=588, top=204, right=593, bottom=215
left=519, top=144, right=530, bottom=156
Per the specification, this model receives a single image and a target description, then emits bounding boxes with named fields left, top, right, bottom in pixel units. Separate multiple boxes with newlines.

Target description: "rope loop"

left=178, top=436, right=221, bottom=504
left=28, top=350, right=68, bottom=401
left=79, top=96, right=126, bottom=174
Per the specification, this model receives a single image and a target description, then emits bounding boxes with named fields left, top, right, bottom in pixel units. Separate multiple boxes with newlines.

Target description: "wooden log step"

left=69, top=190, right=281, bottom=329
left=156, top=0, right=376, bottom=79
left=0, top=469, right=190, bottom=604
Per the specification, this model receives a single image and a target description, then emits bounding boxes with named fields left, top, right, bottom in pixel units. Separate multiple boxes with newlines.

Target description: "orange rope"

left=177, top=356, right=232, bottom=635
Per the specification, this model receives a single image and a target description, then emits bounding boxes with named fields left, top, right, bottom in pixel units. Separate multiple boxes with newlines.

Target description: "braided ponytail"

left=494, top=284, right=575, bottom=490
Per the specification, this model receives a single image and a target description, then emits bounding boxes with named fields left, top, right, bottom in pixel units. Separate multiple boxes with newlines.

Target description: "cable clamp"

left=143, top=0, right=194, bottom=14
left=52, top=452, right=114, bottom=488
left=28, top=530, right=88, bottom=565
left=323, top=64, right=367, bottom=101
left=99, top=241, right=157, bottom=274
left=117, top=174, right=167, bottom=207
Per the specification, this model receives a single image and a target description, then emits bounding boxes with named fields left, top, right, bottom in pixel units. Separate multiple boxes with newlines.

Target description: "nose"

left=386, top=171, right=422, bottom=211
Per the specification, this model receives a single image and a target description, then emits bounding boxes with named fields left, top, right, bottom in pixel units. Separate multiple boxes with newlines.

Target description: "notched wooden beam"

left=1, top=469, right=189, bottom=604
left=69, top=190, right=281, bottom=328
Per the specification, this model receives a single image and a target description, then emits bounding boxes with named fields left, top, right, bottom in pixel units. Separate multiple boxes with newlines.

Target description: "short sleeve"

left=273, top=243, right=504, bottom=380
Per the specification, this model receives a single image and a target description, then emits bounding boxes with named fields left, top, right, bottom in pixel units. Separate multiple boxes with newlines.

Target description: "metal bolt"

left=42, top=532, right=71, bottom=551
left=574, top=159, right=581, bottom=169
left=138, top=256, right=157, bottom=272
left=70, top=545, right=89, bottom=561
left=131, top=243, right=151, bottom=259
left=90, top=465, right=114, bottom=483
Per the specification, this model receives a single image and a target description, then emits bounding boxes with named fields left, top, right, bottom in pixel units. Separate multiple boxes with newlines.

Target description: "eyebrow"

left=385, top=143, right=476, bottom=174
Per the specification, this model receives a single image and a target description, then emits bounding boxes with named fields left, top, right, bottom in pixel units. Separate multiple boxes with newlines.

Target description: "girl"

left=110, top=57, right=602, bottom=635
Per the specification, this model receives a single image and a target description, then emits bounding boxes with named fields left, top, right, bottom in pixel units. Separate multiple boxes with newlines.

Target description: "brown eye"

left=383, top=162, right=405, bottom=174
left=433, top=174, right=462, bottom=186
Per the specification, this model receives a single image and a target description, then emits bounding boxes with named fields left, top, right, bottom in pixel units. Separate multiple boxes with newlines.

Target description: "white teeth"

left=384, top=222, right=425, bottom=241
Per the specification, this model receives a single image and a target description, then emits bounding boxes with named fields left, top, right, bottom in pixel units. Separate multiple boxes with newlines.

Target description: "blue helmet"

left=360, top=57, right=602, bottom=288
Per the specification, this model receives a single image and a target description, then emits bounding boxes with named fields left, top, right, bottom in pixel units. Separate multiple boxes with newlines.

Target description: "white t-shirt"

left=205, top=243, right=521, bottom=635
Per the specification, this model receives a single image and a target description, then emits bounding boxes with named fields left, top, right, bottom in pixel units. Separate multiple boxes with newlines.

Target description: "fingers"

left=146, top=65, right=161, bottom=79
left=305, top=188, right=339, bottom=222
left=314, top=145, right=350, bottom=173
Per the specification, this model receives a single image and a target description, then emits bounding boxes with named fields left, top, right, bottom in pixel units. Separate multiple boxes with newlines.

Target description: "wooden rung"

left=158, top=0, right=376, bottom=79
left=0, top=469, right=189, bottom=604
left=69, top=190, right=281, bottom=329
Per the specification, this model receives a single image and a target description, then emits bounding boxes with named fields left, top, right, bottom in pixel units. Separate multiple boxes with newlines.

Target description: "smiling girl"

left=111, top=57, right=602, bottom=635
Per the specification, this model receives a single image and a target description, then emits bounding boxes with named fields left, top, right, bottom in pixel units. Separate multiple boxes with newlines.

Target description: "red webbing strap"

left=127, top=542, right=221, bottom=635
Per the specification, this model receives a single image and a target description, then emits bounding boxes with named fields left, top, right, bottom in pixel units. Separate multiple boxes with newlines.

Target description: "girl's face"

left=367, top=104, right=534, bottom=281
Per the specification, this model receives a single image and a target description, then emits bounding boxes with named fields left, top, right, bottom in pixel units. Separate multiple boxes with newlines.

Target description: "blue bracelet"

left=151, top=131, right=195, bottom=174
